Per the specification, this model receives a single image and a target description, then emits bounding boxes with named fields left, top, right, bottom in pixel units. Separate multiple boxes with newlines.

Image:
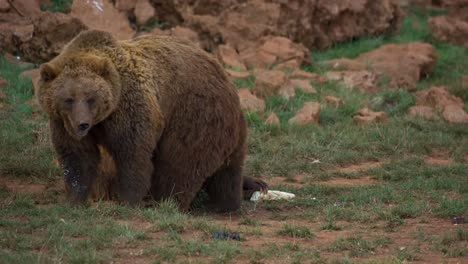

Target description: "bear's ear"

left=92, top=57, right=114, bottom=79
left=39, top=63, right=57, bottom=82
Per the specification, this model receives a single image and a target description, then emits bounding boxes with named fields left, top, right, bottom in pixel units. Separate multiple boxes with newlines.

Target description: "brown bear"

left=38, top=29, right=267, bottom=212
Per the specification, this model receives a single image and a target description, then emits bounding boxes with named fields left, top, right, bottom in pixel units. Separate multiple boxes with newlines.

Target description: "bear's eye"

left=87, top=98, right=95, bottom=105
left=65, top=98, right=74, bottom=105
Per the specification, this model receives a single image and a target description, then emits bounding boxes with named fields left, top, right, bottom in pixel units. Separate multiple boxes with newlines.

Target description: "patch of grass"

left=142, top=200, right=187, bottom=233
left=278, top=224, right=315, bottom=239
left=370, top=89, right=416, bottom=116
left=42, top=0, right=74, bottom=13
left=320, top=221, right=343, bottom=231
left=329, top=236, right=392, bottom=257
left=438, top=228, right=468, bottom=257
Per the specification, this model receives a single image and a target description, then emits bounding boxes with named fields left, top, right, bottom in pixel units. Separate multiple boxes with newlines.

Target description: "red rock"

left=115, top=0, right=136, bottom=11
left=254, top=70, right=287, bottom=98
left=264, top=113, right=280, bottom=126
left=414, top=86, right=464, bottom=111
left=324, top=96, right=344, bottom=106
left=19, top=69, right=40, bottom=96
left=241, top=48, right=277, bottom=69
left=177, top=0, right=403, bottom=50
left=170, top=26, right=200, bottom=46
left=237, top=89, right=265, bottom=114
left=12, top=24, right=34, bottom=42
left=326, top=70, right=378, bottom=94
left=324, top=58, right=367, bottom=71
left=0, top=90, right=7, bottom=101
left=289, top=102, right=321, bottom=125
left=290, top=79, right=316, bottom=94
left=442, top=105, right=468, bottom=123
left=217, top=45, right=246, bottom=71
left=225, top=69, right=251, bottom=81
left=71, top=0, right=134, bottom=40
left=275, top=59, right=300, bottom=72
left=0, top=0, right=10, bottom=12
left=258, top=36, right=310, bottom=66
left=0, top=77, right=7, bottom=88
left=408, top=106, right=435, bottom=120
left=353, top=108, right=388, bottom=123
left=9, top=0, right=40, bottom=17
left=278, top=82, right=296, bottom=100
left=356, top=42, right=438, bottom=91
left=290, top=70, right=320, bottom=80
left=429, top=16, right=468, bottom=48
left=1, top=12, right=87, bottom=63
left=134, top=0, right=155, bottom=26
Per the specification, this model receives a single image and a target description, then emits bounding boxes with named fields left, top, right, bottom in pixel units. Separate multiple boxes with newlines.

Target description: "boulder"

left=288, top=102, right=321, bottom=125
left=0, top=12, right=87, bottom=63
left=264, top=112, right=280, bottom=126
left=412, top=86, right=468, bottom=123
left=237, top=88, right=265, bottom=114
left=71, top=0, right=134, bottom=40
left=254, top=70, right=287, bottom=98
left=429, top=16, right=468, bottom=48
left=171, top=0, right=403, bottom=50
left=408, top=105, right=435, bottom=120
left=355, top=42, right=438, bottom=90
left=289, top=79, right=317, bottom=94
left=217, top=45, right=246, bottom=71
left=326, top=70, right=378, bottom=94
left=278, top=82, right=296, bottom=100
left=134, top=0, right=156, bottom=27
left=115, top=0, right=136, bottom=11
left=225, top=69, right=251, bottom=81
left=19, top=69, right=40, bottom=96
left=8, top=0, right=41, bottom=17
left=0, top=0, right=10, bottom=12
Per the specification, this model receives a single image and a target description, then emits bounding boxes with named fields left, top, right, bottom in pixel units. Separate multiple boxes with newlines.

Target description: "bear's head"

left=38, top=54, right=121, bottom=140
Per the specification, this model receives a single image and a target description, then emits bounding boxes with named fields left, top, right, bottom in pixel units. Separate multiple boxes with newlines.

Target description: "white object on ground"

left=250, top=190, right=295, bottom=202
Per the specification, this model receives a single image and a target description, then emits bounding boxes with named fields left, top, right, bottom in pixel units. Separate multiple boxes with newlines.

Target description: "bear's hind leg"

left=204, top=164, right=243, bottom=213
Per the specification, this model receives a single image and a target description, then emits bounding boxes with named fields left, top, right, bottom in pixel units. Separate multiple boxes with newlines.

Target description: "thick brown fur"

left=38, top=30, right=266, bottom=212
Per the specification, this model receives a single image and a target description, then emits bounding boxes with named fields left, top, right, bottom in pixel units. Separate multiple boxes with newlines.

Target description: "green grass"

left=0, top=6, right=467, bottom=264
left=42, top=0, right=74, bottom=13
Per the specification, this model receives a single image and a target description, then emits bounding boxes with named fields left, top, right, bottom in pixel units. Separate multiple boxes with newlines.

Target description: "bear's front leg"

left=103, top=122, right=157, bottom=207
left=50, top=120, right=100, bottom=205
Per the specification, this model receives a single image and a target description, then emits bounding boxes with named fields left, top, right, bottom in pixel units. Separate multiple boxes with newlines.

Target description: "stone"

left=429, top=16, right=468, bottom=48
left=414, top=86, right=464, bottom=111
left=134, top=0, right=156, bottom=26
left=19, top=69, right=40, bottom=96
left=237, top=88, right=265, bottom=114
left=71, top=0, right=134, bottom=40
left=353, top=108, right=388, bottom=123
left=326, top=70, right=378, bottom=94
left=442, top=105, right=468, bottom=124
left=289, top=79, right=317, bottom=94
left=278, top=82, right=296, bottom=100
left=115, top=0, right=136, bottom=11
left=8, top=0, right=41, bottom=17
left=408, top=105, right=435, bottom=120
left=254, top=70, right=287, bottom=98
left=225, top=69, right=251, bottom=81
left=0, top=12, right=87, bottom=63
left=356, top=42, right=438, bottom=91
left=290, top=70, right=320, bottom=81
left=0, top=0, right=10, bottom=12
left=288, top=102, right=321, bottom=125
left=0, top=77, right=7, bottom=88
left=324, top=96, right=344, bottom=106
left=168, top=26, right=201, bottom=47
left=217, top=45, right=246, bottom=71
left=324, top=58, right=367, bottom=71
left=264, top=112, right=280, bottom=126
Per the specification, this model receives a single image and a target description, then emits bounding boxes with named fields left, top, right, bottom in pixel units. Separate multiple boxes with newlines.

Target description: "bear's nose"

left=78, top=123, right=90, bottom=132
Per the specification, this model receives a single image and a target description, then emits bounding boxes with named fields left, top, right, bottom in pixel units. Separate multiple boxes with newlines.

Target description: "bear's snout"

left=78, top=123, right=90, bottom=132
